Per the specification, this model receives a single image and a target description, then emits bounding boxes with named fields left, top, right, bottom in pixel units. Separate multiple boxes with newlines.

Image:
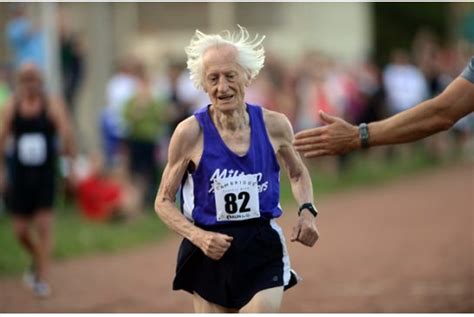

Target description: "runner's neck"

left=210, top=104, right=249, bottom=132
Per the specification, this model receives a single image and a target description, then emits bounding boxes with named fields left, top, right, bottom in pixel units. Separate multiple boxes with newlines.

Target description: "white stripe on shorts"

left=181, top=172, right=195, bottom=221
left=270, top=219, right=291, bottom=286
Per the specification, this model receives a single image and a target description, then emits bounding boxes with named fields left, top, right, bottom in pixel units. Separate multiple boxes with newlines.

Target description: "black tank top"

left=11, top=95, right=57, bottom=175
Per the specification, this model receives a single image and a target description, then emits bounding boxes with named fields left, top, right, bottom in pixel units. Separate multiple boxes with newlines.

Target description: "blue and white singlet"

left=180, top=103, right=282, bottom=226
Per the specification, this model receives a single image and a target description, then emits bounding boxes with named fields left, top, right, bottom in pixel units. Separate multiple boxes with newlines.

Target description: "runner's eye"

left=208, top=76, right=218, bottom=84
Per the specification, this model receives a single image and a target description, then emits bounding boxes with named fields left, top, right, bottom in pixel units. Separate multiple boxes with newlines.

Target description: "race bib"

left=17, top=133, right=47, bottom=166
left=214, top=174, right=260, bottom=222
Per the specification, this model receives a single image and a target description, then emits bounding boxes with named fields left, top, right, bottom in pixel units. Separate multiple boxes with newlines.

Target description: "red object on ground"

left=76, top=175, right=122, bottom=221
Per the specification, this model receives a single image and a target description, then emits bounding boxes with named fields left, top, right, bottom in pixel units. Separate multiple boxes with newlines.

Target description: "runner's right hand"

left=193, top=230, right=233, bottom=260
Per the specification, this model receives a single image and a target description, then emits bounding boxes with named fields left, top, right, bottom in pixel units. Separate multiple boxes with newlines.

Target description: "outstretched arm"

left=369, top=76, right=473, bottom=146
left=294, top=64, right=474, bottom=158
left=155, top=117, right=233, bottom=260
left=265, top=109, right=319, bottom=247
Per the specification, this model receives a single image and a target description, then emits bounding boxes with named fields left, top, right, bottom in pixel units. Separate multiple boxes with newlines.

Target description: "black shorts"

left=173, top=218, right=298, bottom=309
left=7, top=168, right=56, bottom=217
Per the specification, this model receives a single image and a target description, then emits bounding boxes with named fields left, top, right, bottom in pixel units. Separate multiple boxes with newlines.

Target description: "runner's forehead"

left=203, top=46, right=241, bottom=74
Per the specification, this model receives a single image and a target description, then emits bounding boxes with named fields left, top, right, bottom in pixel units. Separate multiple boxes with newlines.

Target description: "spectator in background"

left=159, top=61, right=194, bottom=133
left=355, top=58, right=387, bottom=128
left=383, top=49, right=429, bottom=116
left=411, top=30, right=456, bottom=158
left=294, top=51, right=330, bottom=131
left=246, top=53, right=297, bottom=123
left=75, top=151, right=142, bottom=222
left=101, top=57, right=138, bottom=168
left=58, top=8, right=85, bottom=115
left=123, top=62, right=164, bottom=207
left=0, top=63, right=76, bottom=298
left=412, top=29, right=446, bottom=98
left=175, top=68, right=210, bottom=113
left=6, top=4, right=45, bottom=70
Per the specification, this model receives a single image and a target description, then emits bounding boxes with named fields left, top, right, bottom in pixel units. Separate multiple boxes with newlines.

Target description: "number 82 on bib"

left=214, top=174, right=260, bottom=222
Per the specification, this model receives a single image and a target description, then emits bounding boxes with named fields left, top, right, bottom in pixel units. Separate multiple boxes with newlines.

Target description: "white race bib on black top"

left=214, top=174, right=260, bottom=222
left=17, top=133, right=47, bottom=166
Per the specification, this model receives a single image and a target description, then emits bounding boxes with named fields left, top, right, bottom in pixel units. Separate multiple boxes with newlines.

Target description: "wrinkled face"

left=202, top=45, right=249, bottom=112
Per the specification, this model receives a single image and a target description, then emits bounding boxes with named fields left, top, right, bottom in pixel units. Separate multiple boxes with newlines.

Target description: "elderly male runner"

left=155, top=26, right=319, bottom=313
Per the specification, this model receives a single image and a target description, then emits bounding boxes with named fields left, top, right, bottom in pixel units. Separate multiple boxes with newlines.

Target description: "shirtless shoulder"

left=170, top=116, right=203, bottom=168
left=262, top=108, right=294, bottom=152
left=0, top=98, right=15, bottom=132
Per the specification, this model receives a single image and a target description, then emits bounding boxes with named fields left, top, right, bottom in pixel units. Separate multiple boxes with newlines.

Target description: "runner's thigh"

left=239, top=286, right=284, bottom=313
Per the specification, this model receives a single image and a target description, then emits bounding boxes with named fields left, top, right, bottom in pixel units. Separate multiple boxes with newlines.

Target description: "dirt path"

left=1, top=163, right=473, bottom=312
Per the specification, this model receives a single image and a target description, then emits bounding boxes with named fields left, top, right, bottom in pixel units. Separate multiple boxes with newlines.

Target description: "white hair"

left=185, top=25, right=265, bottom=90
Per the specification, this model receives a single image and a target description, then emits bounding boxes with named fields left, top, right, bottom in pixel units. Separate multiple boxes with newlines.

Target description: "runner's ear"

left=243, top=69, right=252, bottom=87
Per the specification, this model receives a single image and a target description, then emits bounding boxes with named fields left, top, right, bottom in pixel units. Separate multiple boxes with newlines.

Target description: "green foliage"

left=0, top=209, right=168, bottom=276
left=373, top=3, right=449, bottom=65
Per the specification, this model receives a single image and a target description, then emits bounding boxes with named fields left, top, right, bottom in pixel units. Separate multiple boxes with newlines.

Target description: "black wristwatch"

left=358, top=123, right=370, bottom=149
left=298, top=203, right=318, bottom=218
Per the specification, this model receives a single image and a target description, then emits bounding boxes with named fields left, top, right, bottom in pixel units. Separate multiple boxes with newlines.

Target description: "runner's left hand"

left=290, top=210, right=319, bottom=247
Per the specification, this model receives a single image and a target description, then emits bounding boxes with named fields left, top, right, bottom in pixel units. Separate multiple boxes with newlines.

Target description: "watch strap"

left=298, top=203, right=318, bottom=218
left=359, top=123, right=369, bottom=149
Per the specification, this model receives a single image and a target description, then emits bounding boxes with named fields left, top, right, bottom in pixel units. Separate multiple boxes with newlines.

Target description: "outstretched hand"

left=294, top=111, right=360, bottom=158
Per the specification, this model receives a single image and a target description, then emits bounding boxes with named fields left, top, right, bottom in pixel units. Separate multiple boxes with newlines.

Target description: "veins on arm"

left=154, top=117, right=203, bottom=241
left=264, top=109, right=313, bottom=204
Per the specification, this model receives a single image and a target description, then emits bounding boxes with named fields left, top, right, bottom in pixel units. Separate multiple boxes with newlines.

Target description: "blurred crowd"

left=1, top=4, right=473, bottom=222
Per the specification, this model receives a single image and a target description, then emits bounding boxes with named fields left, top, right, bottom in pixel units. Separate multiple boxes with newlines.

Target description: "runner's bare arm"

left=0, top=98, right=14, bottom=159
left=48, top=97, right=77, bottom=184
left=294, top=76, right=474, bottom=157
left=0, top=99, right=14, bottom=191
left=48, top=97, right=77, bottom=158
left=155, top=117, right=233, bottom=260
left=264, top=109, right=319, bottom=247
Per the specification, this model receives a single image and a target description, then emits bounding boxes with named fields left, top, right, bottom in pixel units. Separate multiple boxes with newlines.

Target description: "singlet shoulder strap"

left=193, top=105, right=212, bottom=133
left=246, top=103, right=266, bottom=132
left=246, top=103, right=277, bottom=152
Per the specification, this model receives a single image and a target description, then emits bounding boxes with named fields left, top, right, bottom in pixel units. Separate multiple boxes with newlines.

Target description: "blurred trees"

left=374, top=3, right=449, bottom=66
